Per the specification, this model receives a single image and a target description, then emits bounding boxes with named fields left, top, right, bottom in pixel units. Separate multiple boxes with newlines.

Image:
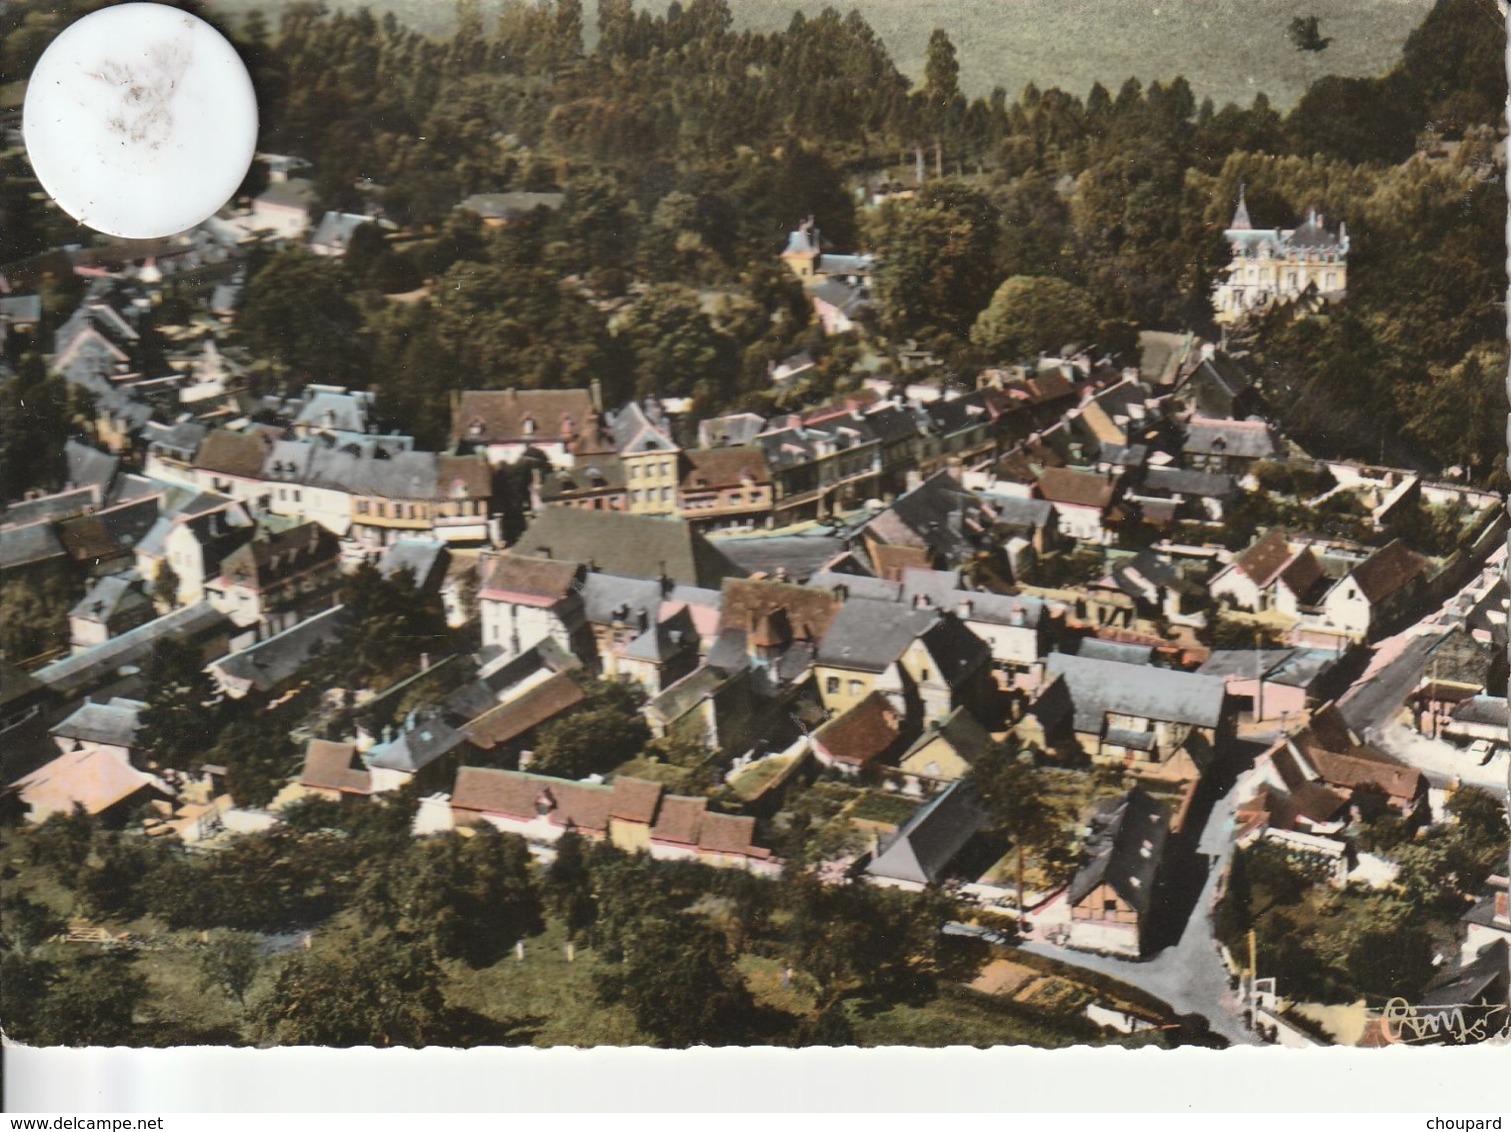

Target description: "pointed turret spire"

left=1231, top=183, right=1252, bottom=231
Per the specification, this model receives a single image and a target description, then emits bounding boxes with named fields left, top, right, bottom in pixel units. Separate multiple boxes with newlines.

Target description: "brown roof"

left=1277, top=547, right=1324, bottom=599
left=720, top=577, right=842, bottom=643
left=1306, top=747, right=1425, bottom=806
left=650, top=794, right=707, bottom=845
left=195, top=429, right=273, bottom=480
left=813, top=691, right=903, bottom=767
left=1235, top=529, right=1292, bottom=587
left=437, top=454, right=493, bottom=499
left=1349, top=539, right=1430, bottom=605
left=220, top=522, right=339, bottom=589
left=871, top=543, right=930, bottom=581
left=680, top=447, right=771, bottom=492
left=450, top=766, right=611, bottom=833
left=453, top=389, right=596, bottom=445
left=698, top=811, right=769, bottom=858
left=609, top=776, right=663, bottom=824
left=462, top=672, right=586, bottom=751
left=298, top=739, right=371, bottom=795
left=1036, top=467, right=1116, bottom=509
left=482, top=555, right=584, bottom=604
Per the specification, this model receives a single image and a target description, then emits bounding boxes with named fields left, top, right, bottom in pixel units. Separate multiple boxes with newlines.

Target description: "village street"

left=1016, top=792, right=1261, bottom=1046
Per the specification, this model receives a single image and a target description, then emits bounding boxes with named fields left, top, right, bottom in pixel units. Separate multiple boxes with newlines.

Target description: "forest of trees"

left=1, top=0, right=1505, bottom=476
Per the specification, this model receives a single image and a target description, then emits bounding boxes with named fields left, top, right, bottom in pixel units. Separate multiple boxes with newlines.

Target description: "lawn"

left=442, top=916, right=647, bottom=1047
left=202, top=0, right=1431, bottom=110
left=728, top=755, right=795, bottom=801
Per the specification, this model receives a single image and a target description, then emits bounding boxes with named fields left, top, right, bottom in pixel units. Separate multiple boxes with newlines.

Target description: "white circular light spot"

left=23, top=2, right=258, bottom=239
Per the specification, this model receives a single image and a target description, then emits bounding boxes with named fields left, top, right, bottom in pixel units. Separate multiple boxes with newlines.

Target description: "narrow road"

left=1016, top=793, right=1261, bottom=1046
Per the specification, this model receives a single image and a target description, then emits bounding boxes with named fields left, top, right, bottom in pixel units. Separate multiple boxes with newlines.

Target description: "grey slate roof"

left=512, top=507, right=745, bottom=589
left=32, top=602, right=231, bottom=699
left=817, top=599, right=937, bottom=673
left=65, top=440, right=120, bottom=493
left=458, top=191, right=565, bottom=220
left=1068, top=786, right=1170, bottom=917
left=49, top=697, right=145, bottom=749
left=621, top=605, right=697, bottom=664
left=378, top=539, right=449, bottom=591
left=1141, top=466, right=1237, bottom=498
left=366, top=714, right=468, bottom=773
left=212, top=605, right=345, bottom=695
left=866, top=780, right=988, bottom=887
left=70, top=572, right=150, bottom=624
left=1045, top=651, right=1227, bottom=731
left=580, top=572, right=664, bottom=628
left=1072, top=638, right=1156, bottom=666
left=2, top=487, right=97, bottom=530
left=1183, top=418, right=1277, bottom=460
left=714, top=531, right=851, bottom=583
left=1451, top=695, right=1510, bottom=729
left=0, top=523, right=66, bottom=571
left=807, top=569, right=902, bottom=603
left=293, top=387, right=373, bottom=435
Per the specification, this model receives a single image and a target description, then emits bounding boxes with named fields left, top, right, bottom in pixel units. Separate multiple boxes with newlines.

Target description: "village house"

left=294, top=738, right=372, bottom=803
left=210, top=605, right=346, bottom=702
left=249, top=178, right=317, bottom=240
left=1197, top=646, right=1355, bottom=728
left=478, top=554, right=588, bottom=662
left=1212, top=192, right=1349, bottom=324
left=134, top=500, right=255, bottom=607
left=1235, top=705, right=1428, bottom=884
left=897, top=706, right=995, bottom=789
left=11, top=698, right=170, bottom=825
left=192, top=428, right=277, bottom=505
left=811, top=690, right=909, bottom=776
left=758, top=412, right=883, bottom=524
left=536, top=458, right=628, bottom=514
left=866, top=780, right=988, bottom=891
left=508, top=506, right=745, bottom=589
left=456, top=191, right=566, bottom=226
left=812, top=598, right=939, bottom=716
left=309, top=211, right=392, bottom=257
left=1063, top=786, right=1171, bottom=958
left=861, top=472, right=999, bottom=581
left=1459, top=876, right=1511, bottom=966
left=676, top=447, right=774, bottom=531
left=205, top=521, right=342, bottom=635
left=452, top=387, right=601, bottom=469
left=1043, top=651, right=1231, bottom=778
left=1035, top=467, right=1121, bottom=545
left=448, top=768, right=779, bottom=874
left=68, top=572, right=155, bottom=653
left=608, top=400, right=682, bottom=517
left=1208, top=529, right=1329, bottom=618
left=1314, top=538, right=1432, bottom=642
left=1182, top=417, right=1280, bottom=476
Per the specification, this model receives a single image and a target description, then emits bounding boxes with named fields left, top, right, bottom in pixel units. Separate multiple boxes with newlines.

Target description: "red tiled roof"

left=680, top=447, right=770, bottom=492
left=462, top=672, right=586, bottom=751
left=450, top=766, right=611, bottom=833
left=650, top=795, right=707, bottom=845
left=437, top=454, right=493, bottom=498
left=1036, top=467, right=1115, bottom=510
left=453, top=389, right=596, bottom=445
left=698, top=811, right=769, bottom=858
left=1278, top=547, right=1324, bottom=598
left=609, top=776, right=663, bottom=824
left=298, top=739, right=371, bottom=795
left=1349, top=540, right=1430, bottom=605
left=813, top=692, right=903, bottom=767
left=195, top=429, right=272, bottom=480
left=720, top=578, right=842, bottom=643
left=482, top=555, right=583, bottom=604
left=1235, top=529, right=1292, bottom=587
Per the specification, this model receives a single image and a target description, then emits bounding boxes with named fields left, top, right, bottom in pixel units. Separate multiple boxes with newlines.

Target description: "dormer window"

left=522, top=414, right=537, bottom=436
left=468, top=418, right=484, bottom=438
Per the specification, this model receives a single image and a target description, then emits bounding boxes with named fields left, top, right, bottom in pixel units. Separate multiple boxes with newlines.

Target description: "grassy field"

left=202, top=0, right=1432, bottom=109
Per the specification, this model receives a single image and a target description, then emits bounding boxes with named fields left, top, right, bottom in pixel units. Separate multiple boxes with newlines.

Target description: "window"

left=848, top=680, right=863, bottom=696
left=1103, top=899, right=1118, bottom=913
left=627, top=464, right=638, bottom=481
left=660, top=461, right=671, bottom=477
left=660, top=486, right=671, bottom=502
left=292, top=490, right=302, bottom=504
left=631, top=488, right=643, bottom=504
left=826, top=677, right=840, bottom=695
left=919, top=667, right=930, bottom=683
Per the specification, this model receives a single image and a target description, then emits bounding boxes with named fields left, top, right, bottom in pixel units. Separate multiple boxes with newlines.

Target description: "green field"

left=202, top=0, right=1432, bottom=109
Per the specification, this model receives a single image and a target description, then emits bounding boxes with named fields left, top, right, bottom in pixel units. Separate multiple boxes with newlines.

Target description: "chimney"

left=913, top=593, right=932, bottom=609
left=956, top=597, right=973, bottom=619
